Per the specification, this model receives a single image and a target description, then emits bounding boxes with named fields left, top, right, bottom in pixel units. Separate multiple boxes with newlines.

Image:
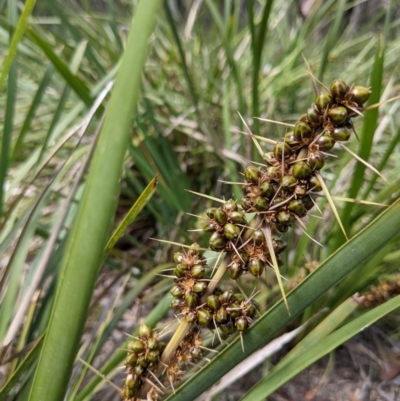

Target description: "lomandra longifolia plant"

left=122, top=78, right=374, bottom=400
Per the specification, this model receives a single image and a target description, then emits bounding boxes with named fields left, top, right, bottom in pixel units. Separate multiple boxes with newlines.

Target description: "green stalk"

left=27, top=1, right=162, bottom=399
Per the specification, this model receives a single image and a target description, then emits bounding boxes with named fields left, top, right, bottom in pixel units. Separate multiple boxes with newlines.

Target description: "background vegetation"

left=0, top=0, right=399, bottom=400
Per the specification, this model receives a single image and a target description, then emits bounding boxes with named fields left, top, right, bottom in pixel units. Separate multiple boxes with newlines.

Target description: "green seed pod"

left=175, top=263, right=187, bottom=276
left=188, top=243, right=201, bottom=255
left=125, top=352, right=138, bottom=366
left=191, top=264, right=205, bottom=279
left=331, top=126, right=351, bottom=141
left=273, top=239, right=287, bottom=254
left=170, top=284, right=184, bottom=298
left=185, top=292, right=199, bottom=308
left=308, top=152, right=325, bottom=170
left=125, top=373, right=137, bottom=389
left=214, top=208, right=227, bottom=225
left=209, top=232, right=227, bottom=251
left=288, top=199, right=306, bottom=216
left=191, top=347, right=202, bottom=359
left=203, top=222, right=216, bottom=232
left=138, top=323, right=152, bottom=338
left=133, top=364, right=144, bottom=376
left=259, top=181, right=275, bottom=198
left=307, top=104, right=321, bottom=125
left=170, top=298, right=182, bottom=310
left=229, top=262, right=243, bottom=280
left=146, top=337, right=158, bottom=350
left=246, top=301, right=258, bottom=318
left=197, top=308, right=212, bottom=326
left=147, top=349, right=160, bottom=363
left=316, top=134, right=335, bottom=151
left=284, top=131, right=298, bottom=146
left=223, top=223, right=241, bottom=241
left=173, top=252, right=184, bottom=264
left=193, top=281, right=207, bottom=294
left=235, top=317, right=248, bottom=332
left=206, top=294, right=221, bottom=311
left=299, top=113, right=309, bottom=122
left=277, top=210, right=293, bottom=225
left=275, top=222, right=289, bottom=233
left=219, top=319, right=236, bottom=335
left=330, top=79, right=349, bottom=100
left=272, top=196, right=286, bottom=206
left=293, top=161, right=312, bottom=179
left=274, top=141, right=292, bottom=160
left=315, top=92, right=333, bottom=110
left=220, top=290, right=234, bottom=304
left=266, top=166, right=281, bottom=181
left=309, top=175, right=323, bottom=192
left=228, top=301, right=241, bottom=319
left=302, top=195, right=314, bottom=210
left=185, top=311, right=197, bottom=323
left=206, top=207, right=217, bottom=219
left=124, top=387, right=135, bottom=399
left=247, top=259, right=265, bottom=277
left=262, top=152, right=276, bottom=165
left=240, top=253, right=250, bottom=264
left=234, top=293, right=245, bottom=302
left=223, top=199, right=238, bottom=212
left=349, top=85, right=371, bottom=105
left=280, top=174, right=297, bottom=189
left=129, top=340, right=145, bottom=354
left=240, top=197, right=253, bottom=211
left=328, top=106, right=348, bottom=125
left=230, top=211, right=247, bottom=225
left=254, top=196, right=269, bottom=211
left=215, top=307, right=228, bottom=323
left=137, top=355, right=148, bottom=367
left=244, top=165, right=260, bottom=184
left=294, top=121, right=313, bottom=141
left=252, top=229, right=266, bottom=246
left=295, top=184, right=307, bottom=196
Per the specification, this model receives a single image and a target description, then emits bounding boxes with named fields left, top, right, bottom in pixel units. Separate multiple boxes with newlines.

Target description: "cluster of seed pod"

left=122, top=324, right=164, bottom=401
left=169, top=243, right=210, bottom=322
left=361, top=275, right=400, bottom=309
left=196, top=290, right=258, bottom=334
left=240, top=79, right=371, bottom=235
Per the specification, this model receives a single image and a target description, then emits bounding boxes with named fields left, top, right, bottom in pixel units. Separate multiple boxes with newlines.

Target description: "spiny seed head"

left=244, top=165, right=260, bottom=183
left=331, top=126, right=351, bottom=141
left=147, top=337, right=158, bottom=350
left=138, top=323, right=152, bottom=338
left=215, top=307, right=228, bottom=323
left=220, top=290, right=234, bottom=304
left=229, top=262, right=243, bottom=279
left=349, top=85, right=371, bottom=105
left=240, top=196, right=253, bottom=211
left=263, top=151, right=276, bottom=165
left=330, top=79, right=349, bottom=99
left=219, top=319, right=235, bottom=335
left=125, top=352, right=138, bottom=366
left=206, top=207, right=217, bottom=219
left=277, top=210, right=293, bottom=225
left=293, top=161, right=312, bottom=179
left=129, top=340, right=145, bottom=353
left=185, top=292, right=199, bottom=308
left=147, top=349, right=160, bottom=362
left=315, top=92, right=334, bottom=110
left=170, top=298, right=182, bottom=309
left=228, top=301, right=241, bottom=318
left=328, top=106, right=348, bottom=125
left=284, top=131, right=298, bottom=146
